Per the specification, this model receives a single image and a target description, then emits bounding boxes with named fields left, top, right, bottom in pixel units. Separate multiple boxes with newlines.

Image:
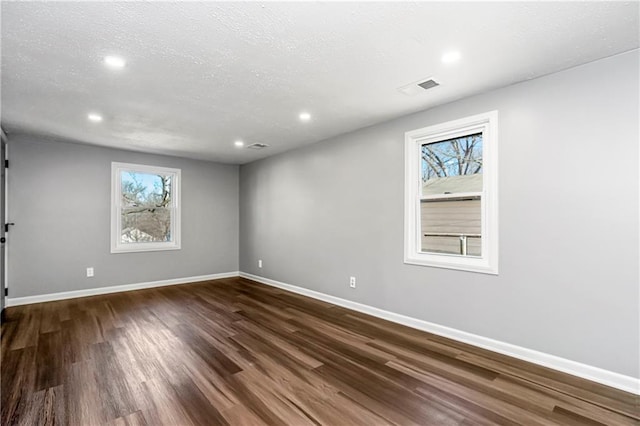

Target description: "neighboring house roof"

left=422, top=174, right=483, bottom=195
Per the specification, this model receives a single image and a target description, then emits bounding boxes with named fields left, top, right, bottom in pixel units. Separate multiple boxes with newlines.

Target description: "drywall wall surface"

left=240, top=50, right=640, bottom=377
left=9, top=136, right=239, bottom=297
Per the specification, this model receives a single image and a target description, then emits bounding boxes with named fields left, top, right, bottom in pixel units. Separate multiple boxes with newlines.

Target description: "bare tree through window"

left=421, top=133, right=483, bottom=182
left=121, top=172, right=173, bottom=243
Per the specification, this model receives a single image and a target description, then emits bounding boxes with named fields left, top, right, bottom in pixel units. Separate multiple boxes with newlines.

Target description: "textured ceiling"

left=1, top=2, right=638, bottom=164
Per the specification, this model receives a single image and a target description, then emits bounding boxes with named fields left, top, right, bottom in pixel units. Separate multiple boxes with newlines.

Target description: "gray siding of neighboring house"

left=420, top=198, right=481, bottom=256
left=421, top=174, right=483, bottom=255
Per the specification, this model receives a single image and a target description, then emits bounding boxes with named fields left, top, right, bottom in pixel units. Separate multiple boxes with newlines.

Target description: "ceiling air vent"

left=246, top=143, right=269, bottom=150
left=398, top=77, right=441, bottom=96
left=417, top=79, right=439, bottom=90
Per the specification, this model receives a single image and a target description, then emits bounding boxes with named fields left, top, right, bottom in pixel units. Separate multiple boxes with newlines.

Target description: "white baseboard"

left=6, top=271, right=239, bottom=307
left=239, top=272, right=640, bottom=395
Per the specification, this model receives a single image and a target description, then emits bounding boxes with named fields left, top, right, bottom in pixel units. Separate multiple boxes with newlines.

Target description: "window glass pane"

left=420, top=197, right=481, bottom=256
left=121, top=171, right=173, bottom=243
left=422, top=133, right=483, bottom=196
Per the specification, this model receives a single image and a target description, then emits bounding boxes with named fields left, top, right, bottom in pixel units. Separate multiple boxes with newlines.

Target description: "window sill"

left=404, top=253, right=498, bottom=275
left=111, top=243, right=181, bottom=254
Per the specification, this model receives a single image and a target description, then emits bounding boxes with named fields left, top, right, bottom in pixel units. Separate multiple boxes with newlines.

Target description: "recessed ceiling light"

left=104, top=55, right=126, bottom=69
left=299, top=112, right=311, bottom=122
left=441, top=51, right=461, bottom=64
left=87, top=113, right=103, bottom=123
left=234, top=140, right=244, bottom=147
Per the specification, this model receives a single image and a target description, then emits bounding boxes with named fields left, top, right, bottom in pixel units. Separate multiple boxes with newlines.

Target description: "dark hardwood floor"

left=1, top=277, right=638, bottom=425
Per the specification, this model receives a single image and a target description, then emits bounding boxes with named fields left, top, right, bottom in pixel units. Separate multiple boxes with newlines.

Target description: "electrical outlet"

left=86, top=267, right=94, bottom=278
left=349, top=276, right=356, bottom=288
left=258, top=259, right=263, bottom=268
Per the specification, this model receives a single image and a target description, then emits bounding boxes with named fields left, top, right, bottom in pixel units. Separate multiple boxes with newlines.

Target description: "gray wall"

left=9, top=136, right=239, bottom=298
left=240, top=50, right=640, bottom=378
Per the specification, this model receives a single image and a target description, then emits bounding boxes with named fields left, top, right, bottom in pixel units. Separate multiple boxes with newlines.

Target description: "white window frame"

left=111, top=162, right=181, bottom=253
left=404, top=111, right=499, bottom=274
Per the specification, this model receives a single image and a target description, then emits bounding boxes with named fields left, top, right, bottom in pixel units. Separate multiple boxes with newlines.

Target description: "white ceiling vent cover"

left=246, top=143, right=270, bottom=150
left=398, top=77, right=441, bottom=96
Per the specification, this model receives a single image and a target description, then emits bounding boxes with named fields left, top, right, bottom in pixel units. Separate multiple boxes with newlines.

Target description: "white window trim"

left=404, top=111, right=499, bottom=275
left=111, top=162, right=181, bottom=254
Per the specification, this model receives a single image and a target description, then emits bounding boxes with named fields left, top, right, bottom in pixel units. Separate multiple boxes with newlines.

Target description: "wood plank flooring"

left=2, top=277, right=638, bottom=425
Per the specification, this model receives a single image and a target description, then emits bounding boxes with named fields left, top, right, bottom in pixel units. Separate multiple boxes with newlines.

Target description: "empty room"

left=1, top=1, right=638, bottom=425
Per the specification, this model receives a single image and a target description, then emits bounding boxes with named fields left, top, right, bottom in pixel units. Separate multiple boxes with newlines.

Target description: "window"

left=111, top=162, right=181, bottom=253
left=404, top=111, right=498, bottom=274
